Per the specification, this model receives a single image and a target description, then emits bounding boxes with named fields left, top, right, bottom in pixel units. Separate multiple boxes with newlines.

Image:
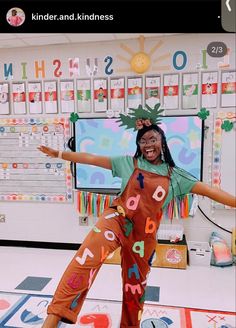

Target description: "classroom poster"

left=145, top=75, right=161, bottom=108
left=28, top=82, right=43, bottom=114
left=76, top=79, right=91, bottom=113
left=110, top=77, right=125, bottom=112
left=12, top=82, right=26, bottom=114
left=182, top=73, right=198, bottom=109
left=127, top=76, right=143, bottom=109
left=60, top=80, right=75, bottom=113
left=221, top=71, right=236, bottom=107
left=44, top=81, right=58, bottom=114
left=201, top=71, right=218, bottom=108
left=0, top=82, right=10, bottom=115
left=163, top=74, right=179, bottom=109
left=93, top=78, right=108, bottom=112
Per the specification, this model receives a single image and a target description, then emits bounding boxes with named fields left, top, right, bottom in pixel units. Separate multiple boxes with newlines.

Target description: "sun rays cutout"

left=116, top=35, right=171, bottom=74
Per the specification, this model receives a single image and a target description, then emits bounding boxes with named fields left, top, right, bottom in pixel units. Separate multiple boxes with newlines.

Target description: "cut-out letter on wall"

left=53, top=59, right=62, bottom=77
left=34, top=60, right=46, bottom=78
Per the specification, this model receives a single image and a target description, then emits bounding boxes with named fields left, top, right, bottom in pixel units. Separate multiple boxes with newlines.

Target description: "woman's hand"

left=37, top=145, right=59, bottom=158
left=191, top=181, right=236, bottom=208
left=37, top=146, right=112, bottom=170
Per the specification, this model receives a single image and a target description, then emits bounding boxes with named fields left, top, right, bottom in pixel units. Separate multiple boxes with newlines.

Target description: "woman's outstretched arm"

left=191, top=181, right=236, bottom=208
left=37, top=145, right=112, bottom=170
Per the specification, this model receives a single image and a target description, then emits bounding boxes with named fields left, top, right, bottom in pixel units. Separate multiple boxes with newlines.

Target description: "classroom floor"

left=0, top=246, right=235, bottom=328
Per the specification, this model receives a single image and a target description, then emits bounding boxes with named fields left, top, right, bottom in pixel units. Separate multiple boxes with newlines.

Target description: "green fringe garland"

left=77, top=191, right=194, bottom=220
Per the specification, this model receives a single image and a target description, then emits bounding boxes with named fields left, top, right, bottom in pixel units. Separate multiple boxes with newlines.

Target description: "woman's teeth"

left=146, top=149, right=154, bottom=157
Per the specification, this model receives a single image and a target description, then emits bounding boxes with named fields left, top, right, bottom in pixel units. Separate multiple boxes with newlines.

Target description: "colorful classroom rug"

left=0, top=291, right=235, bottom=328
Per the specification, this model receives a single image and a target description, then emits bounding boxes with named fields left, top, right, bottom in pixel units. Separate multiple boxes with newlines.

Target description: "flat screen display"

left=74, top=115, right=204, bottom=192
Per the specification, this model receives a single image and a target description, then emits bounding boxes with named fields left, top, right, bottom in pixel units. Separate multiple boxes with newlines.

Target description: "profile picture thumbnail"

left=6, top=7, right=25, bottom=27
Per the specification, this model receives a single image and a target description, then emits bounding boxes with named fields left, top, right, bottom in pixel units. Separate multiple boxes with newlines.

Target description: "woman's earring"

left=161, top=149, right=165, bottom=162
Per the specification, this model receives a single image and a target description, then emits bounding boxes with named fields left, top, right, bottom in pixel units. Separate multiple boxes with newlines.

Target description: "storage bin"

left=187, top=241, right=212, bottom=266
left=157, top=224, right=184, bottom=241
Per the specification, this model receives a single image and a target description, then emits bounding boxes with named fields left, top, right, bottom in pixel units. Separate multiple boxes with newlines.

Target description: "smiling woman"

left=134, top=114, right=175, bottom=168
left=38, top=104, right=236, bottom=328
left=137, top=130, right=164, bottom=164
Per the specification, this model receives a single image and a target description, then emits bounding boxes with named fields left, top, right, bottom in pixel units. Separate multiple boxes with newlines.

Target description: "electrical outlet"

left=79, top=216, right=89, bottom=226
left=0, top=214, right=6, bottom=223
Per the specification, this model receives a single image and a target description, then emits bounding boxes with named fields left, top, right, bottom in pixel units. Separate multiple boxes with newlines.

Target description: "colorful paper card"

left=182, top=73, right=199, bottom=109
left=127, top=76, right=143, bottom=109
left=221, top=70, right=236, bottom=107
left=201, top=71, right=218, bottom=108
left=110, top=77, right=125, bottom=112
left=28, top=81, right=43, bottom=114
left=145, top=75, right=161, bottom=108
left=12, top=82, right=26, bottom=114
left=76, top=79, right=92, bottom=113
left=44, top=80, right=58, bottom=114
left=163, top=74, right=179, bottom=109
left=93, top=78, right=108, bottom=112
left=0, top=83, right=10, bottom=115
left=60, top=80, right=75, bottom=113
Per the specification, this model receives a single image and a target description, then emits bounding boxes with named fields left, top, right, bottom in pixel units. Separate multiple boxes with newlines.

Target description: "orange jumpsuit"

left=47, top=159, right=171, bottom=327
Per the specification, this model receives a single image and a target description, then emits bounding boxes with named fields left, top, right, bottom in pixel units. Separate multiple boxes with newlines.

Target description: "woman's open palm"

left=37, top=145, right=58, bottom=158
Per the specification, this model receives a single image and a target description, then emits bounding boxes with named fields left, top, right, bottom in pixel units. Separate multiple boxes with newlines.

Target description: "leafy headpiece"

left=116, top=103, right=164, bottom=131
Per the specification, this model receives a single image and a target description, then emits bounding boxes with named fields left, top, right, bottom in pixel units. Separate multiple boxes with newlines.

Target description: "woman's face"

left=138, top=130, right=162, bottom=164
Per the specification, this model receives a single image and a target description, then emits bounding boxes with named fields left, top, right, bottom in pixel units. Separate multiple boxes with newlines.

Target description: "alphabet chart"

left=0, top=117, right=72, bottom=202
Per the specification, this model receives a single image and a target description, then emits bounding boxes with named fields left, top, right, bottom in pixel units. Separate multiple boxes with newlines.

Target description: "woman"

left=39, top=110, right=235, bottom=328
left=7, top=9, right=23, bottom=27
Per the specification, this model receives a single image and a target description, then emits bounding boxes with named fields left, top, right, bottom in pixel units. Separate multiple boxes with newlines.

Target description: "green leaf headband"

left=116, top=103, right=164, bottom=131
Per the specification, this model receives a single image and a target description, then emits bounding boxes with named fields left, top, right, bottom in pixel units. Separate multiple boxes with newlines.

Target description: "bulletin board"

left=0, top=117, right=72, bottom=202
